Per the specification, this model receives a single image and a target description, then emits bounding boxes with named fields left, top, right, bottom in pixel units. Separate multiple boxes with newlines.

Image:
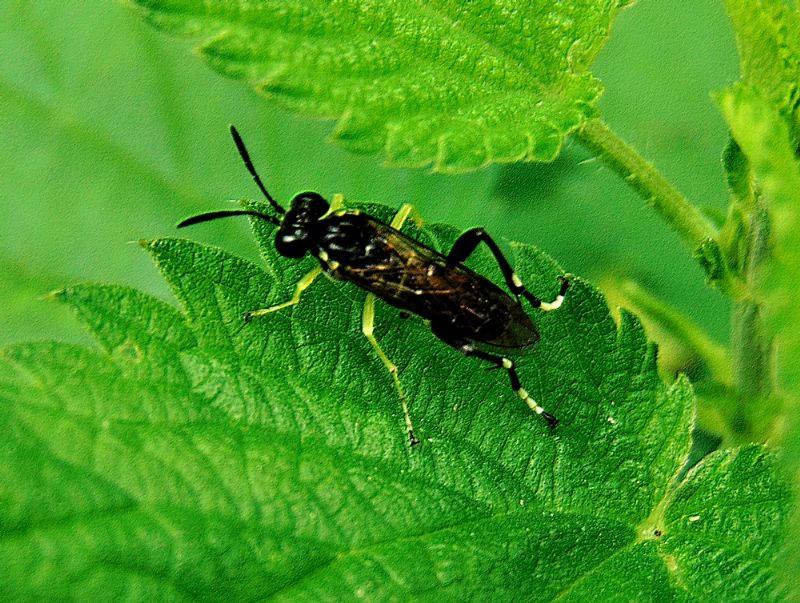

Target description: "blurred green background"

left=1, top=1, right=737, bottom=354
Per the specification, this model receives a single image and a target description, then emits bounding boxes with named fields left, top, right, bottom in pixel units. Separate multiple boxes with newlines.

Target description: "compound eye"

left=290, top=192, right=328, bottom=218
left=275, top=229, right=309, bottom=258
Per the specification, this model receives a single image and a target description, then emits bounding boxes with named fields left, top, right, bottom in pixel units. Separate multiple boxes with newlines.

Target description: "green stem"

left=730, top=202, right=771, bottom=426
left=731, top=302, right=768, bottom=395
left=577, top=119, right=719, bottom=249
left=616, top=279, right=731, bottom=386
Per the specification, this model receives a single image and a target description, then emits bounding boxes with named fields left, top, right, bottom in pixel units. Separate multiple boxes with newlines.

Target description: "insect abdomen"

left=319, top=215, right=538, bottom=348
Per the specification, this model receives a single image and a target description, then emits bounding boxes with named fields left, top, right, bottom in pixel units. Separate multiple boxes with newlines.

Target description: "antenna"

left=229, top=125, right=285, bottom=215
left=177, top=209, right=279, bottom=228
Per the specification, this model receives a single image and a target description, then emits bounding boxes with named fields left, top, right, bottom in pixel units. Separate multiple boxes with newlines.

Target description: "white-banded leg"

left=532, top=276, right=569, bottom=311
left=430, top=323, right=559, bottom=428
left=447, top=228, right=569, bottom=311
left=466, top=345, right=558, bottom=427
left=243, top=265, right=323, bottom=321
left=362, top=292, right=419, bottom=446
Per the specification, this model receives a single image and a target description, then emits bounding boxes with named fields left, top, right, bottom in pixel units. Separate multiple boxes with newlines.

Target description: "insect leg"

left=323, top=193, right=346, bottom=217
left=468, top=347, right=558, bottom=427
left=390, top=203, right=415, bottom=229
left=243, top=265, right=323, bottom=321
left=431, top=324, right=558, bottom=428
left=447, top=228, right=569, bottom=311
left=362, top=293, right=419, bottom=446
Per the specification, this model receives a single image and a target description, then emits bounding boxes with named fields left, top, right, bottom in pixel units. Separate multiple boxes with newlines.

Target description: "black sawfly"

left=178, top=126, right=570, bottom=446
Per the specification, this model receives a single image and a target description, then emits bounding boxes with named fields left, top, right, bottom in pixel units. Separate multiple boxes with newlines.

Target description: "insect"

left=178, top=126, right=570, bottom=446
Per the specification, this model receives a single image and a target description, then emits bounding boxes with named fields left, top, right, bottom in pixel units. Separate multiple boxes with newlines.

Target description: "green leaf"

left=0, top=1, right=739, bottom=354
left=127, top=0, right=628, bottom=172
left=722, top=0, right=800, bottom=133
left=658, top=446, right=791, bottom=601
left=1, top=205, right=789, bottom=599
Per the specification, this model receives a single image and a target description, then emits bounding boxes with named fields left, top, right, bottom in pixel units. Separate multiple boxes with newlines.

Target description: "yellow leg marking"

left=390, top=203, right=415, bottom=230
left=538, top=295, right=565, bottom=312
left=538, top=277, right=569, bottom=312
left=322, top=193, right=346, bottom=217
left=244, top=266, right=323, bottom=320
left=517, top=387, right=545, bottom=415
left=362, top=293, right=419, bottom=446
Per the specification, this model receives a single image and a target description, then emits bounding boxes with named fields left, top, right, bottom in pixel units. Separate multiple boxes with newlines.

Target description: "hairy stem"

left=577, top=119, right=719, bottom=250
